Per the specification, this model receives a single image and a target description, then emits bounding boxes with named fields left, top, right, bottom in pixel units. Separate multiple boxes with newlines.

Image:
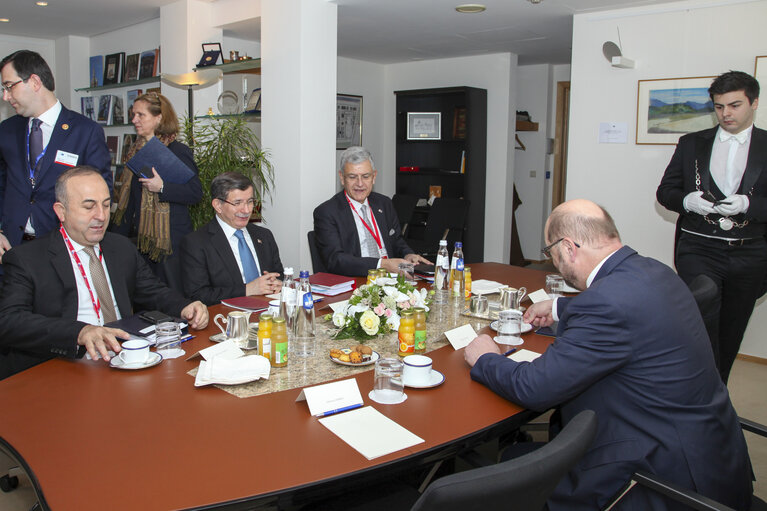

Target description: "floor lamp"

left=162, top=69, right=223, bottom=143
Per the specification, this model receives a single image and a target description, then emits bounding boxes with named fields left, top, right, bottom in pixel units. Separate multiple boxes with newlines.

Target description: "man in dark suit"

left=465, top=200, right=752, bottom=511
left=657, top=70, right=767, bottom=383
left=180, top=172, right=283, bottom=305
left=313, top=146, right=430, bottom=276
left=0, top=50, right=111, bottom=261
left=0, top=167, right=208, bottom=380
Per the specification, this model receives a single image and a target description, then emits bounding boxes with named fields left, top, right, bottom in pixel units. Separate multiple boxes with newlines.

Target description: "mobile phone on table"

left=139, top=310, right=173, bottom=325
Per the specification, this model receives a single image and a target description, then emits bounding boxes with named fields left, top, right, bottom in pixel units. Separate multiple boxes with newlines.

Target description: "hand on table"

left=139, top=167, right=164, bottom=194
left=523, top=300, right=555, bottom=328
left=182, top=301, right=209, bottom=330
left=245, top=272, right=282, bottom=296
left=77, top=325, right=129, bottom=362
left=0, top=232, right=10, bottom=263
left=464, top=334, right=502, bottom=367
left=404, top=253, right=432, bottom=266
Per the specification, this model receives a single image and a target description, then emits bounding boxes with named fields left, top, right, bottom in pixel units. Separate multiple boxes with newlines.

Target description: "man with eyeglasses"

left=313, top=146, right=430, bottom=276
left=0, top=50, right=111, bottom=264
left=464, top=199, right=752, bottom=510
left=180, top=172, right=283, bottom=305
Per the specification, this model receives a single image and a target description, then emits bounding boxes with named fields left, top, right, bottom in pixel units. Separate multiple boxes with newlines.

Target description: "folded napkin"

left=194, top=355, right=271, bottom=387
left=471, top=279, right=506, bottom=295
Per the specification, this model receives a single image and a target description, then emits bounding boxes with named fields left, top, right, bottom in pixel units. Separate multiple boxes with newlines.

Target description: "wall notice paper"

left=296, top=378, right=363, bottom=417
left=528, top=289, right=551, bottom=304
left=507, top=349, right=542, bottom=363
left=444, top=324, right=477, bottom=350
left=598, top=122, right=628, bottom=144
left=318, top=406, right=424, bottom=460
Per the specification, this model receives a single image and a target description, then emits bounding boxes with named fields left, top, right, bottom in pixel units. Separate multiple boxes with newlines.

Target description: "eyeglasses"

left=1, top=79, right=24, bottom=94
left=220, top=198, right=256, bottom=209
left=541, top=238, right=581, bottom=259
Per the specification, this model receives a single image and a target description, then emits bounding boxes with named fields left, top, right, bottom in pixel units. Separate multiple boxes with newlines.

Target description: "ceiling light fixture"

left=0, top=18, right=9, bottom=22
left=455, top=4, right=486, bottom=13
left=527, top=0, right=543, bottom=4
left=36, top=1, right=48, bottom=6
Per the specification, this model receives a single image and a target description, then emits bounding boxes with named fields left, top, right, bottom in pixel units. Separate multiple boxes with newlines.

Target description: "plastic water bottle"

left=433, top=240, right=450, bottom=304
left=279, top=267, right=297, bottom=334
left=450, top=242, right=465, bottom=300
left=294, top=270, right=316, bottom=357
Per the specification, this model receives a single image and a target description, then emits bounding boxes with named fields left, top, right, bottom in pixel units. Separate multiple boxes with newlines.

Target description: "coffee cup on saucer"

left=119, top=339, right=151, bottom=365
left=403, top=355, right=433, bottom=387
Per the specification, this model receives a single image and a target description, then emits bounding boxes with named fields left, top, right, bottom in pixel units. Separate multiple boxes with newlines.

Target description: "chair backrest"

left=392, top=194, right=419, bottom=235
left=422, top=198, right=469, bottom=246
left=307, top=231, right=328, bottom=273
left=161, top=254, right=185, bottom=294
left=411, top=409, right=598, bottom=511
left=686, top=274, right=719, bottom=346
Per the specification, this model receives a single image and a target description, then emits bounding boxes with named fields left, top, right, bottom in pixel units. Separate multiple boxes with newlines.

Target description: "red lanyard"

left=345, top=193, right=384, bottom=252
left=60, top=225, right=104, bottom=322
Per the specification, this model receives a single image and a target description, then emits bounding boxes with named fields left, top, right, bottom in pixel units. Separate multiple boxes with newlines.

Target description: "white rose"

left=386, top=311, right=401, bottom=331
left=332, top=311, right=346, bottom=327
left=359, top=310, right=381, bottom=335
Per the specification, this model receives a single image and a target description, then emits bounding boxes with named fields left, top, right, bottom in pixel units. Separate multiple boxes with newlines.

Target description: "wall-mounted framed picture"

left=755, top=56, right=767, bottom=130
left=337, top=94, right=362, bottom=150
left=636, top=76, right=716, bottom=145
left=407, top=112, right=441, bottom=140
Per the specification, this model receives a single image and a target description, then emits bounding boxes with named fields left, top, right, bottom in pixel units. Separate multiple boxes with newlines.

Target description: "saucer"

left=489, top=321, right=533, bottom=333
left=368, top=390, right=408, bottom=404
left=404, top=370, right=445, bottom=389
left=110, top=351, right=163, bottom=370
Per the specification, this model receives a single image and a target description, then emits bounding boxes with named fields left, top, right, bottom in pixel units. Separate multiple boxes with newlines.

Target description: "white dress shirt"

left=709, top=124, right=752, bottom=196
left=551, top=249, right=619, bottom=322
left=347, top=195, right=385, bottom=265
left=64, top=233, right=121, bottom=326
left=216, top=215, right=262, bottom=283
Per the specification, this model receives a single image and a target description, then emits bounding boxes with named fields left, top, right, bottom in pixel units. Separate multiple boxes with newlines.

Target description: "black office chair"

left=307, top=231, right=327, bottom=273
left=392, top=193, right=419, bottom=236
left=407, top=197, right=469, bottom=258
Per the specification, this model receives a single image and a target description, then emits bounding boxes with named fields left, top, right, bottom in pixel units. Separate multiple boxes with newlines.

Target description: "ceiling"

left=0, top=0, right=676, bottom=65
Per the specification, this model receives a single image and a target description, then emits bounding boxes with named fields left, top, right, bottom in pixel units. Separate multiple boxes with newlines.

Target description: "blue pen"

left=180, top=335, right=195, bottom=343
left=316, top=403, right=363, bottom=417
left=503, top=348, right=517, bottom=356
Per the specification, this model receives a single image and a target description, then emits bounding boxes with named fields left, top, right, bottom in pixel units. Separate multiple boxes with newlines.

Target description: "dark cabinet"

left=395, top=86, right=487, bottom=263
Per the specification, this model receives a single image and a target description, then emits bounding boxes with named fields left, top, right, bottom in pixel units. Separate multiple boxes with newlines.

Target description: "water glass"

left=372, top=358, right=405, bottom=404
left=545, top=274, right=565, bottom=299
left=155, top=321, right=184, bottom=357
left=398, top=262, right=416, bottom=285
left=496, top=309, right=524, bottom=346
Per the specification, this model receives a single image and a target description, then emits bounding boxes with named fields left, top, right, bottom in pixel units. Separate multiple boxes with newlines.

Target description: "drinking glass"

left=495, top=309, right=524, bottom=346
left=545, top=274, right=565, bottom=299
left=372, top=358, right=405, bottom=404
left=155, top=321, right=184, bottom=358
left=398, top=262, right=416, bottom=285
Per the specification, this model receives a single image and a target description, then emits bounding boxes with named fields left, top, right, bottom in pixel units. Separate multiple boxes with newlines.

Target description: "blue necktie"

left=235, top=230, right=260, bottom=282
left=29, top=118, right=43, bottom=169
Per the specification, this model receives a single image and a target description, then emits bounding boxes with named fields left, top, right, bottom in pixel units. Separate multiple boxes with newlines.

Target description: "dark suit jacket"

left=471, top=246, right=752, bottom=511
left=109, top=141, right=202, bottom=255
left=0, top=232, right=192, bottom=380
left=180, top=219, right=284, bottom=305
left=0, top=106, right=112, bottom=246
left=657, top=126, right=767, bottom=241
left=313, top=191, right=412, bottom=276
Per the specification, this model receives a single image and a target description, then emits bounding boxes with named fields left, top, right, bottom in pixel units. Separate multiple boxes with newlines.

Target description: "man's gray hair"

left=339, top=146, right=375, bottom=172
left=55, top=166, right=102, bottom=206
left=547, top=204, right=621, bottom=246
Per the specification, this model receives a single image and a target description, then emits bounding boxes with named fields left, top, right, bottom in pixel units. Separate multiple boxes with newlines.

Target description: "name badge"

left=54, top=150, right=79, bottom=167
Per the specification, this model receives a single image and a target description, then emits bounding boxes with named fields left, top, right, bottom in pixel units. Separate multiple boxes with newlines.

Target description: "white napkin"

left=471, top=279, right=505, bottom=295
left=194, top=355, right=271, bottom=387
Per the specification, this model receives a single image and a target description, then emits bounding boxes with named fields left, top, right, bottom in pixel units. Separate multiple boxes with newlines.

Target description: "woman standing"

left=112, top=92, right=202, bottom=281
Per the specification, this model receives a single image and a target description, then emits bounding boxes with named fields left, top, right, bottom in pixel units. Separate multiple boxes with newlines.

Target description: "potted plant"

left=180, top=115, right=274, bottom=229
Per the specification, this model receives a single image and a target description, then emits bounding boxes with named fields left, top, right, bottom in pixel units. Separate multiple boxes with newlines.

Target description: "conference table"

left=0, top=263, right=556, bottom=511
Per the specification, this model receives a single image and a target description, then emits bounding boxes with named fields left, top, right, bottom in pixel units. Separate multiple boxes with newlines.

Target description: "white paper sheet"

left=470, top=279, right=505, bottom=295
left=444, top=324, right=477, bottom=350
left=528, top=289, right=551, bottom=303
left=507, top=349, right=542, bottom=363
left=296, top=379, right=364, bottom=417
left=318, top=406, right=424, bottom=460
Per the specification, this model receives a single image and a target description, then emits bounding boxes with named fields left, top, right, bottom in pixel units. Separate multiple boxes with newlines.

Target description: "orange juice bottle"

left=270, top=317, right=288, bottom=367
left=464, top=266, right=472, bottom=300
left=413, top=307, right=427, bottom=354
left=258, top=313, right=273, bottom=362
left=398, top=310, right=415, bottom=357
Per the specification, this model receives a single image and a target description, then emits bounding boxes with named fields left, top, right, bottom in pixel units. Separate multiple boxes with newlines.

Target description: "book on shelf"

left=80, top=96, right=95, bottom=121
left=138, top=49, right=159, bottom=80
left=96, top=94, right=114, bottom=124
left=103, top=52, right=125, bottom=85
left=88, top=56, right=103, bottom=88
left=308, top=273, right=356, bottom=296
left=121, top=134, right=136, bottom=164
left=126, top=89, right=142, bottom=120
left=124, top=53, right=140, bottom=82
left=111, top=95, right=124, bottom=125
left=106, top=136, right=119, bottom=166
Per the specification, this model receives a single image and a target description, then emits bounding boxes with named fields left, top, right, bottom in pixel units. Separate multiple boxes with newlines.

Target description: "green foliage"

left=180, top=116, right=274, bottom=229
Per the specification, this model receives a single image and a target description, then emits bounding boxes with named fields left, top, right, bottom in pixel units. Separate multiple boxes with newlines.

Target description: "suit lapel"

left=247, top=224, right=269, bottom=272
left=210, top=220, right=244, bottom=283
left=101, top=235, right=133, bottom=317
left=739, top=127, right=767, bottom=194
left=36, top=107, right=73, bottom=183
left=694, top=128, right=717, bottom=195
left=337, top=192, right=362, bottom=256
left=49, top=232, right=86, bottom=320
left=367, top=194, right=391, bottom=253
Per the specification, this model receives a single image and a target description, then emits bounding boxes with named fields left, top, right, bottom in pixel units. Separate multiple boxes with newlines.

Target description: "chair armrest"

left=602, top=472, right=735, bottom=511
left=739, top=416, right=767, bottom=437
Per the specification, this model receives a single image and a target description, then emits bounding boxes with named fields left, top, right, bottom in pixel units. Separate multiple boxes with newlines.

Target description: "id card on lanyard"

left=345, top=193, right=388, bottom=259
left=60, top=225, right=105, bottom=323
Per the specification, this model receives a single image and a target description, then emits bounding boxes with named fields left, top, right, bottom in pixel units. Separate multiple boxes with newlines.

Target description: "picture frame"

left=336, top=94, right=362, bottom=149
left=245, top=88, right=261, bottom=113
left=198, top=42, right=223, bottom=67
left=755, top=56, right=767, bottom=131
left=407, top=112, right=441, bottom=140
left=636, top=76, right=717, bottom=145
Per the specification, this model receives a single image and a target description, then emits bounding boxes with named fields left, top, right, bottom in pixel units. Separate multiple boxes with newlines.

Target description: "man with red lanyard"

left=313, top=146, right=431, bottom=276
left=0, top=166, right=208, bottom=380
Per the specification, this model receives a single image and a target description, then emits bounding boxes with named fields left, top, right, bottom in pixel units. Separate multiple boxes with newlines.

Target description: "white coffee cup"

left=119, top=339, right=151, bottom=364
left=403, top=355, right=433, bottom=387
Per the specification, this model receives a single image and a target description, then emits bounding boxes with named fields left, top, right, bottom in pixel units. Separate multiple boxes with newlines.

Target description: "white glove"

left=714, top=195, right=749, bottom=216
left=683, top=191, right=716, bottom=215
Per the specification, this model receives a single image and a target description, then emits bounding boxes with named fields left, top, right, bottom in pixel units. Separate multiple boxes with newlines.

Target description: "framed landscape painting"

left=636, top=76, right=717, bottom=145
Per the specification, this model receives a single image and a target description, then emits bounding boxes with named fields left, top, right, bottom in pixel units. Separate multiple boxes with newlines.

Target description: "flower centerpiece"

left=330, top=275, right=430, bottom=340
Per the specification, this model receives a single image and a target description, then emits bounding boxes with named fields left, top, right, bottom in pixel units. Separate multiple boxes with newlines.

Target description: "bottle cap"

left=455, top=242, right=462, bottom=248
left=284, top=267, right=294, bottom=275
left=300, top=270, right=310, bottom=278
left=439, top=240, right=447, bottom=246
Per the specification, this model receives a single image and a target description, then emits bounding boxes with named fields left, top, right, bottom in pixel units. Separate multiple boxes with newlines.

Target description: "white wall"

left=381, top=53, right=518, bottom=263
left=0, top=35, right=56, bottom=122
left=568, top=0, right=767, bottom=357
